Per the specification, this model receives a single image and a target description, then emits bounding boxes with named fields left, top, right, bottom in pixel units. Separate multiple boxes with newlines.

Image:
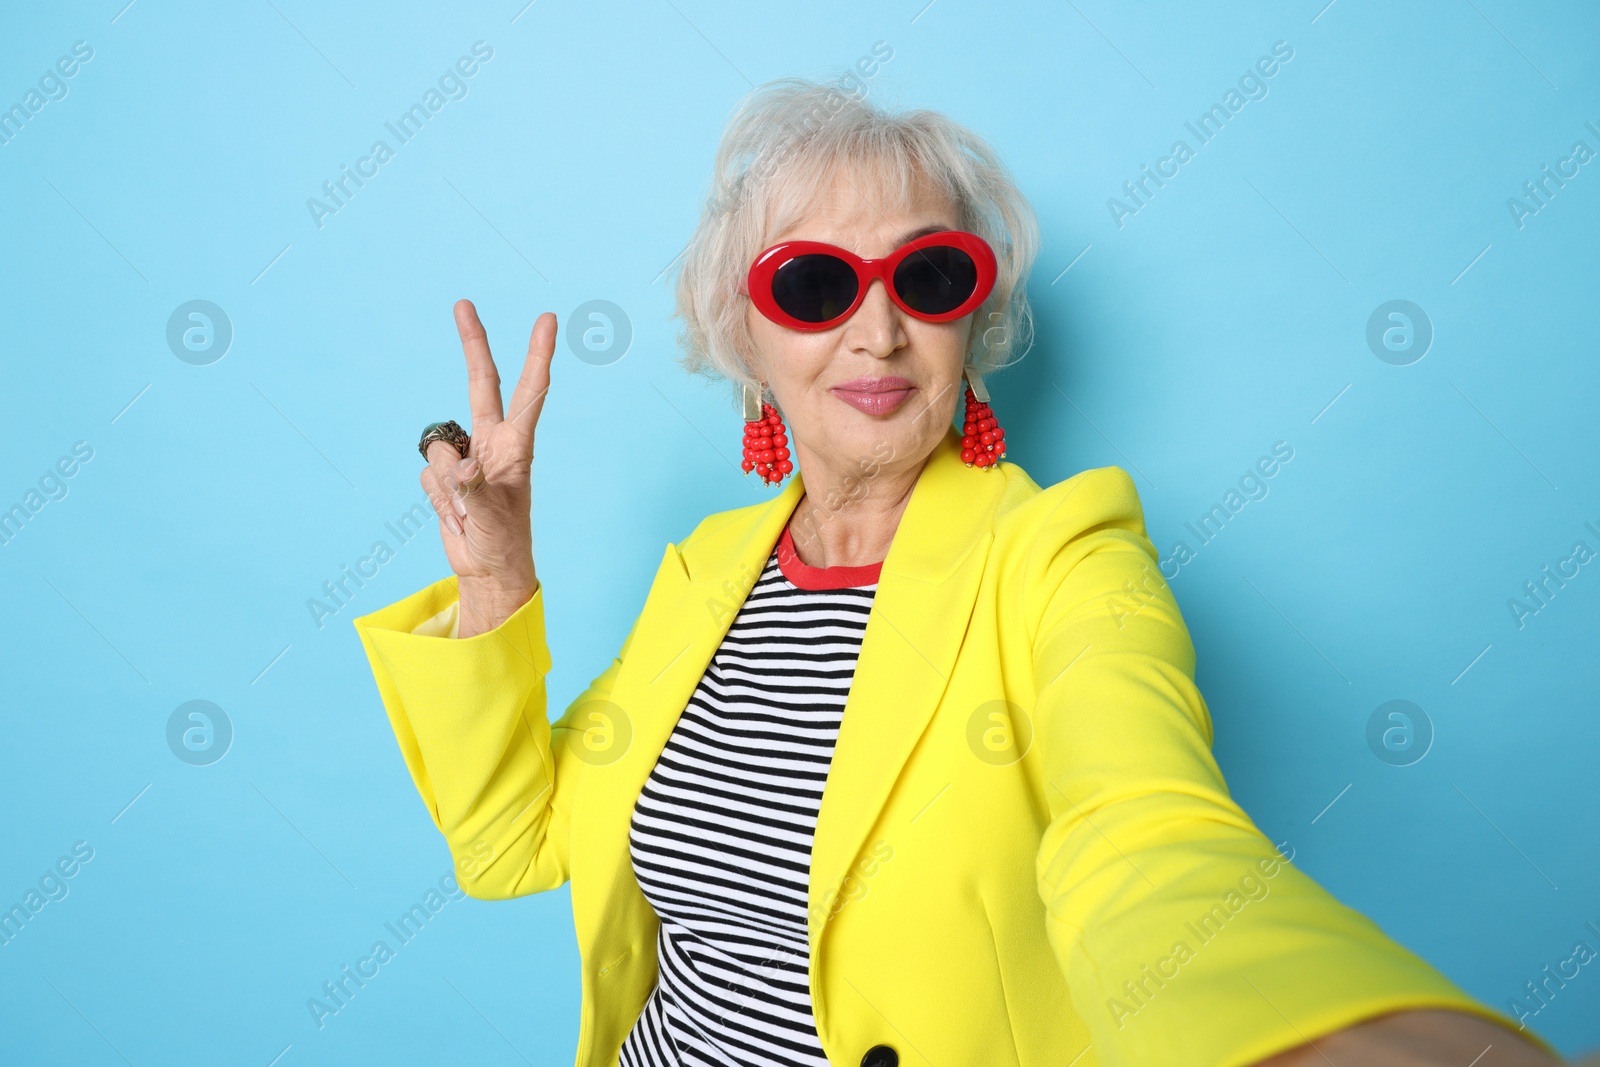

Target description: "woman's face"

left=744, top=169, right=974, bottom=489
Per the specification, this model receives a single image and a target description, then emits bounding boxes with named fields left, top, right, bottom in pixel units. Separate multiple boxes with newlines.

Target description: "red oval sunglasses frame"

left=743, top=229, right=998, bottom=332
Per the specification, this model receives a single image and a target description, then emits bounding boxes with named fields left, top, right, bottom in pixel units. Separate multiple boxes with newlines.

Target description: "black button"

left=860, top=1045, right=898, bottom=1067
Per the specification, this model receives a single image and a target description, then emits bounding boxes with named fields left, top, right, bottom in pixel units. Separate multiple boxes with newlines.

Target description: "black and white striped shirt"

left=619, top=524, right=881, bottom=1067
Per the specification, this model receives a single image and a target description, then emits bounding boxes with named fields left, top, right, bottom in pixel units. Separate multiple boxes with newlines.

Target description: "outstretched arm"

left=1018, top=466, right=1556, bottom=1067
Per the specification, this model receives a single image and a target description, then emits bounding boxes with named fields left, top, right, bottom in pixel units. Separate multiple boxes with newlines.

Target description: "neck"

left=785, top=442, right=931, bottom=569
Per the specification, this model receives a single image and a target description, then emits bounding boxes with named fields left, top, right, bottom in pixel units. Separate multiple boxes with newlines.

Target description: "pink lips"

left=829, top=376, right=914, bottom=416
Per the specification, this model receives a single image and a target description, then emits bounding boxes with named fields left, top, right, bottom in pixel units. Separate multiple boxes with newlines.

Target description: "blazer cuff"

left=412, top=600, right=459, bottom=639
left=350, top=574, right=553, bottom=837
left=352, top=573, right=550, bottom=674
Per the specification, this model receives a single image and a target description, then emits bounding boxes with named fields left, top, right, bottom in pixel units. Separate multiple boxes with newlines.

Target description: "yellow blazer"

left=353, top=426, right=1533, bottom=1067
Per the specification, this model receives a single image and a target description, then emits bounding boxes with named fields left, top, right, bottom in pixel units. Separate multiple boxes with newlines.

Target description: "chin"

left=849, top=422, right=934, bottom=471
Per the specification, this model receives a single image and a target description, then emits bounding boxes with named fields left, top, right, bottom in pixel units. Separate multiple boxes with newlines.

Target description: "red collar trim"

left=775, top=524, right=883, bottom=590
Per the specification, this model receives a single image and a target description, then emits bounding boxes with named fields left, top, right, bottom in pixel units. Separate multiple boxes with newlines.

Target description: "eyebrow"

left=898, top=224, right=954, bottom=245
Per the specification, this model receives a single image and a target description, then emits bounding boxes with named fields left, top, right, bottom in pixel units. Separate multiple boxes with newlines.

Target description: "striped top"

left=618, top=523, right=881, bottom=1067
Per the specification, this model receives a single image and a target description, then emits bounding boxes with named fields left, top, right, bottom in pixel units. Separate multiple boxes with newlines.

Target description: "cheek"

left=914, top=322, right=971, bottom=397
left=920, top=316, right=970, bottom=358
left=754, top=330, right=832, bottom=405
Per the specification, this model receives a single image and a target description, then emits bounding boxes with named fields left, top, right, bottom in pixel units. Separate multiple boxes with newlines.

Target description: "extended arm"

left=1019, top=466, right=1557, bottom=1067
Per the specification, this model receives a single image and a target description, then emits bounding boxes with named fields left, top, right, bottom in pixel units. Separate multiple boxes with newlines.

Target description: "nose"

left=843, top=277, right=902, bottom=358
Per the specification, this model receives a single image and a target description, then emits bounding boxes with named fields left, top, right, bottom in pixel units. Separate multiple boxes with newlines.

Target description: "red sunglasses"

left=743, top=229, right=997, bottom=331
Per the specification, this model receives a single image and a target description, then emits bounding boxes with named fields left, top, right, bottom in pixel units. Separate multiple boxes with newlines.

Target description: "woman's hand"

left=421, top=300, right=555, bottom=639
left=1251, top=1009, right=1564, bottom=1066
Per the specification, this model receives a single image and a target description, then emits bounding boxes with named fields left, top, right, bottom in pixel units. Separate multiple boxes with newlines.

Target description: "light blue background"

left=2, top=0, right=1597, bottom=1063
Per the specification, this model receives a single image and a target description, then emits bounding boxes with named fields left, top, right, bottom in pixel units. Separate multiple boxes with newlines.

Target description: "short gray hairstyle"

left=670, top=75, right=1040, bottom=408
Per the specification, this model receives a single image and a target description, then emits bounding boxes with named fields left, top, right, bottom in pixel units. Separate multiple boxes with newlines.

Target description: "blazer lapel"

left=568, top=427, right=1003, bottom=964
left=806, top=429, right=1002, bottom=955
left=567, top=469, right=804, bottom=952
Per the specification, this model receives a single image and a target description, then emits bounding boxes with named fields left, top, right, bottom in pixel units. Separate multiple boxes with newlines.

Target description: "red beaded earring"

left=740, top=384, right=792, bottom=486
left=960, top=370, right=1007, bottom=469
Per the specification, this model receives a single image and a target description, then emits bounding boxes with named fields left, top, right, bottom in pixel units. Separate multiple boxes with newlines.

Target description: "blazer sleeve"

left=352, top=574, right=638, bottom=901
left=1023, top=465, right=1547, bottom=1067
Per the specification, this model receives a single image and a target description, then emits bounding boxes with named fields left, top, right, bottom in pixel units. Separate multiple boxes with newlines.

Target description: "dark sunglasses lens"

left=893, top=245, right=978, bottom=315
left=771, top=254, right=859, bottom=323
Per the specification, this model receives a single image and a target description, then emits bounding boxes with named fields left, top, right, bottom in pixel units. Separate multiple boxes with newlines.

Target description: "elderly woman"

left=353, top=79, right=1563, bottom=1067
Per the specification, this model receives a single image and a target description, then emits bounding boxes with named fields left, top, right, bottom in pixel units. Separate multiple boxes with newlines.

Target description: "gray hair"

left=670, top=75, right=1040, bottom=409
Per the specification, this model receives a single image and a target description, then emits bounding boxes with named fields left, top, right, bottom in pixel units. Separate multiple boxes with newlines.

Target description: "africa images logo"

left=1106, top=40, right=1295, bottom=229
left=305, top=41, right=495, bottom=230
